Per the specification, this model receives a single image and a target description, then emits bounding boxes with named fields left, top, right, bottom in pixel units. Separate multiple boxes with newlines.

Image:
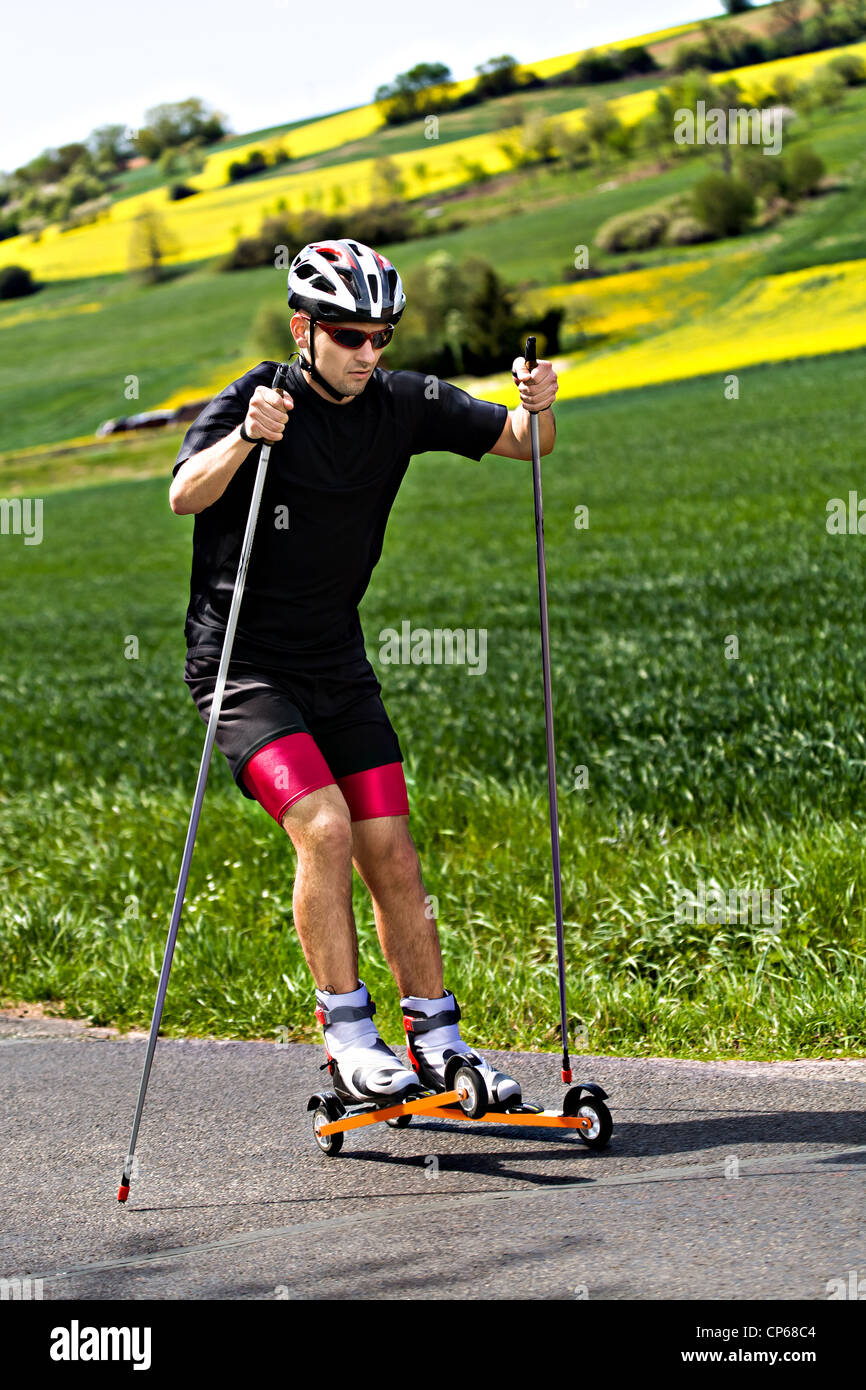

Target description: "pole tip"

left=562, top=1068, right=572, bottom=1084
left=117, top=1185, right=130, bottom=1203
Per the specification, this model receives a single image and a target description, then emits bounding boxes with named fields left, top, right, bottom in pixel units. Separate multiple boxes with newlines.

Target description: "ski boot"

left=316, top=982, right=423, bottom=1108
left=401, top=990, right=523, bottom=1112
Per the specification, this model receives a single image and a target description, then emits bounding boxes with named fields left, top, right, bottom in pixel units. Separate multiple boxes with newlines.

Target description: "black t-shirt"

left=172, top=360, right=508, bottom=670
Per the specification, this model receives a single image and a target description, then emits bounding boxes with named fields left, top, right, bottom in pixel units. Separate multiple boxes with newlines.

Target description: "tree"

left=0, top=265, right=38, bottom=299
left=128, top=207, right=179, bottom=283
left=134, top=98, right=227, bottom=159
left=474, top=55, right=521, bottom=98
left=370, top=156, right=406, bottom=205
left=583, top=97, right=627, bottom=166
left=87, top=124, right=134, bottom=171
left=722, top=1, right=753, bottom=11
left=374, top=62, right=454, bottom=124
left=691, top=172, right=755, bottom=238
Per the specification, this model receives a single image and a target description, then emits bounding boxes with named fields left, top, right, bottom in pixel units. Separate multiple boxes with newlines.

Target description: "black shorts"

left=184, top=652, right=404, bottom=802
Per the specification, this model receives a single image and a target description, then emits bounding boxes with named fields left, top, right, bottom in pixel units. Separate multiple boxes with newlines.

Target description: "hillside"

left=2, top=4, right=866, bottom=458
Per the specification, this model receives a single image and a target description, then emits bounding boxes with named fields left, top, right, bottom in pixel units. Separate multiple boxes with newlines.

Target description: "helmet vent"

left=367, top=272, right=379, bottom=303
left=311, top=274, right=336, bottom=293
left=295, top=263, right=316, bottom=280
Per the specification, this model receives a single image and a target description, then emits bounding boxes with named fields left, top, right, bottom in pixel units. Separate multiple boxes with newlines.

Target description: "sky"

left=2, top=0, right=761, bottom=171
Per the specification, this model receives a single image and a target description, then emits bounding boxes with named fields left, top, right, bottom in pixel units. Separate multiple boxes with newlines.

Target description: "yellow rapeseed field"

left=481, top=257, right=866, bottom=404
left=0, top=299, right=102, bottom=331
left=527, top=257, right=719, bottom=338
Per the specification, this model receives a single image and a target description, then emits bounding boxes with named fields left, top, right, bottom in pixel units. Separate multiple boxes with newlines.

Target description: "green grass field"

left=2, top=350, right=866, bottom=1057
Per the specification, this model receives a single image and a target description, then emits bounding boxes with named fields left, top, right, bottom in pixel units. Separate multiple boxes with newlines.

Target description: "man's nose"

left=357, top=338, right=377, bottom=364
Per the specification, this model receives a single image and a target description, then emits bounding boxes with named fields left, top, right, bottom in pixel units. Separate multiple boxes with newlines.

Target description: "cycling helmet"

left=288, top=239, right=406, bottom=324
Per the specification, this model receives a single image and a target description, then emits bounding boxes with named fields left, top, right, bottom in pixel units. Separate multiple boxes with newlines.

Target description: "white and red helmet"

left=287, top=238, right=406, bottom=324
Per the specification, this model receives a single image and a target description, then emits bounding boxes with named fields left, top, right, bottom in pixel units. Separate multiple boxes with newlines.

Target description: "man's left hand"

left=512, top=356, right=558, bottom=414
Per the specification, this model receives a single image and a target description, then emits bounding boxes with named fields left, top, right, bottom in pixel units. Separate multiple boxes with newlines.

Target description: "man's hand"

left=244, top=386, right=294, bottom=442
left=511, top=356, right=558, bottom=414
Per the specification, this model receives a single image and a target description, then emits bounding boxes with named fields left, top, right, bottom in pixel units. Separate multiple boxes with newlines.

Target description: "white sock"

left=316, top=980, right=382, bottom=1054
left=400, top=991, right=463, bottom=1062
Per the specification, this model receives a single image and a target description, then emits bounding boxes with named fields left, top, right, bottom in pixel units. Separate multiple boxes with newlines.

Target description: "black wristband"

left=238, top=420, right=260, bottom=444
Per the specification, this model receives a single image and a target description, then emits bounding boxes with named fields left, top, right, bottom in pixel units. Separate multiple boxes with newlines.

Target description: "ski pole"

left=117, top=361, right=291, bottom=1202
left=524, top=336, right=571, bottom=1084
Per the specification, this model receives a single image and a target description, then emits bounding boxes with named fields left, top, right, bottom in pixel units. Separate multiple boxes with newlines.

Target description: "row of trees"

left=0, top=98, right=227, bottom=239
left=374, top=56, right=544, bottom=126
left=671, top=4, right=866, bottom=74
left=372, top=47, right=660, bottom=126
left=373, top=3, right=866, bottom=128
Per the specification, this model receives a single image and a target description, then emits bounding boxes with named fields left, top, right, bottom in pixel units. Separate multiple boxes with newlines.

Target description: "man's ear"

left=290, top=312, right=309, bottom=354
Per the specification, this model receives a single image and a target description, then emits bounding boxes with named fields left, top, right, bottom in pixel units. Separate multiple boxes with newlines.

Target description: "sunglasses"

left=300, top=315, right=394, bottom=350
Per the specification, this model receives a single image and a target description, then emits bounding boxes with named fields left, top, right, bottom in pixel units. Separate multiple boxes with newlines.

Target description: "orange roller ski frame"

left=307, top=1056, right=613, bottom=1157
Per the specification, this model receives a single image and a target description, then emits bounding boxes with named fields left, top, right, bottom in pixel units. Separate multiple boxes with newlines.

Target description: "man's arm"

left=169, top=385, right=293, bottom=515
left=489, top=355, right=558, bottom=460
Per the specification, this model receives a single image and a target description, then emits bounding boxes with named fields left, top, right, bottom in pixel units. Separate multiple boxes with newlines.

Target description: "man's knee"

left=354, top=820, right=422, bottom=888
left=282, top=790, right=353, bottom=863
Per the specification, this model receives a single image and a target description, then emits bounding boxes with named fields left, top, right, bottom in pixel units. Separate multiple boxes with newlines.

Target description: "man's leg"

left=279, top=785, right=358, bottom=993
left=350, top=815, right=443, bottom=998
left=350, top=801, right=521, bottom=1109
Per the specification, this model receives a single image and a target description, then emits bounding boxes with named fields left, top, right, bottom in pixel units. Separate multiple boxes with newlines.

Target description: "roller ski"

left=308, top=983, right=612, bottom=1157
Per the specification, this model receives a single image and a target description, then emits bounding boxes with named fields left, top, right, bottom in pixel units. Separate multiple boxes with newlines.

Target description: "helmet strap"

left=299, top=317, right=350, bottom=402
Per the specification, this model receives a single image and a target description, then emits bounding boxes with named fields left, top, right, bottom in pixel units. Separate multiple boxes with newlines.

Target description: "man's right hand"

left=243, top=385, right=293, bottom=442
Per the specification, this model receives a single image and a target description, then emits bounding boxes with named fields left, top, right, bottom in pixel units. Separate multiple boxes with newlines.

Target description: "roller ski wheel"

left=385, top=1112, right=413, bottom=1129
left=453, top=1063, right=488, bottom=1119
left=310, top=1091, right=345, bottom=1156
left=564, top=1086, right=613, bottom=1149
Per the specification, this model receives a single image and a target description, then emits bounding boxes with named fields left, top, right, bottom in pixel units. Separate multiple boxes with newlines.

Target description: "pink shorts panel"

left=241, top=732, right=336, bottom=825
left=336, top=762, right=410, bottom=821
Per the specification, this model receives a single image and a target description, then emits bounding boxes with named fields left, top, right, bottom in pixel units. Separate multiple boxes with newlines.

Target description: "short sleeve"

left=172, top=362, right=275, bottom=477
left=407, top=375, right=508, bottom=462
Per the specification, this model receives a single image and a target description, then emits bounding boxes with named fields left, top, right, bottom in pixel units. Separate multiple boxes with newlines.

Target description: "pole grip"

left=271, top=362, right=289, bottom=394
left=524, top=336, right=537, bottom=371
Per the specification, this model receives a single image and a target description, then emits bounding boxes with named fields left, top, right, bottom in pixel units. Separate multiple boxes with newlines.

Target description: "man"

left=170, top=238, right=558, bottom=1110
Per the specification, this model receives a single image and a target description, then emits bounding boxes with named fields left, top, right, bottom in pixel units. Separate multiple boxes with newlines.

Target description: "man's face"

left=292, top=313, right=389, bottom=399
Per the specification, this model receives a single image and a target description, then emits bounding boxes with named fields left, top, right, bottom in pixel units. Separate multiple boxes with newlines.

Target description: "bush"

left=620, top=45, right=658, bottom=75
left=828, top=53, right=866, bottom=86
left=800, top=66, right=846, bottom=112
left=736, top=147, right=785, bottom=199
left=168, top=182, right=197, bottom=201
left=252, top=304, right=293, bottom=360
left=222, top=200, right=416, bottom=273
left=665, top=215, right=712, bottom=246
left=596, top=205, right=671, bottom=253
left=0, top=264, right=38, bottom=299
left=227, top=150, right=268, bottom=183
left=572, top=49, right=625, bottom=84
left=0, top=212, right=20, bottom=242
left=781, top=144, right=825, bottom=199
left=690, top=172, right=755, bottom=239
left=382, top=253, right=524, bottom=377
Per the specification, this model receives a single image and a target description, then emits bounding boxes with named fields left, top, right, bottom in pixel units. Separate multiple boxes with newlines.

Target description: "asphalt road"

left=2, top=1012, right=865, bottom=1301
